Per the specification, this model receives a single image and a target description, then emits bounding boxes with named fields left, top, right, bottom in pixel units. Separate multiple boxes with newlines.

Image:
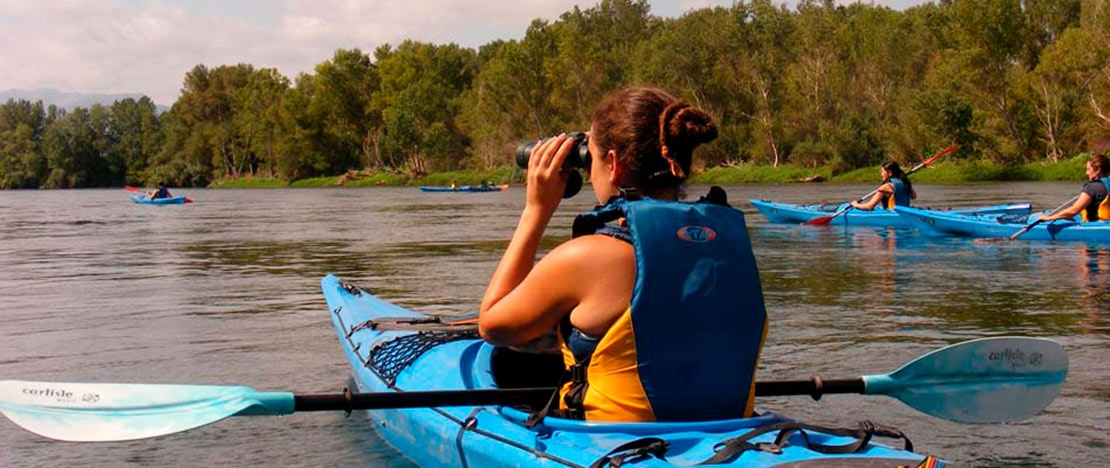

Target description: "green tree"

left=109, top=97, right=162, bottom=185
left=311, top=49, right=380, bottom=170
left=232, top=68, right=290, bottom=177
left=0, top=99, right=47, bottom=188
left=375, top=41, right=477, bottom=173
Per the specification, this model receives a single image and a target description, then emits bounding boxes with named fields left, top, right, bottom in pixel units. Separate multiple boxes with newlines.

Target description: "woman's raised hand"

left=525, top=133, right=576, bottom=215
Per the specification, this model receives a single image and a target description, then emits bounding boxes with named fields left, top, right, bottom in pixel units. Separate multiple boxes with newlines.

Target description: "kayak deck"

left=895, top=206, right=1110, bottom=242
left=322, top=274, right=934, bottom=467
left=130, top=194, right=188, bottom=205
left=751, top=199, right=1031, bottom=226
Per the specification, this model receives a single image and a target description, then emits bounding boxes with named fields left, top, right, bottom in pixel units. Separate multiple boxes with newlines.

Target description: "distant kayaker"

left=1038, top=154, right=1109, bottom=223
left=480, top=86, right=766, bottom=423
left=849, top=161, right=917, bottom=210
left=147, top=184, right=172, bottom=200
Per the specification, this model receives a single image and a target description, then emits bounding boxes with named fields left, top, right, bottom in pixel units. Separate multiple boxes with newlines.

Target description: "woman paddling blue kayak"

left=124, top=185, right=193, bottom=204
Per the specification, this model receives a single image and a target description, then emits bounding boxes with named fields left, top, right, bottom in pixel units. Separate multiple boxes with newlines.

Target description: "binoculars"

left=514, top=132, right=590, bottom=198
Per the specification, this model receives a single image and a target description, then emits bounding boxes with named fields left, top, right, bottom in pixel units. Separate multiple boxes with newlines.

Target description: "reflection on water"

left=0, top=184, right=1106, bottom=467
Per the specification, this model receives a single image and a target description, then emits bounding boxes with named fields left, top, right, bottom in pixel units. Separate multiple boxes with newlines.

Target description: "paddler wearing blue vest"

left=1036, top=154, right=1110, bottom=223
left=479, top=86, right=768, bottom=422
left=849, top=161, right=917, bottom=210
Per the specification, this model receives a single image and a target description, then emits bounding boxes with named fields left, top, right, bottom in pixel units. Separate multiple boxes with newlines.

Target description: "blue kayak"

left=322, top=274, right=940, bottom=467
left=751, top=199, right=1031, bottom=226
left=895, top=206, right=1110, bottom=242
left=420, top=184, right=507, bottom=193
left=130, top=194, right=189, bottom=205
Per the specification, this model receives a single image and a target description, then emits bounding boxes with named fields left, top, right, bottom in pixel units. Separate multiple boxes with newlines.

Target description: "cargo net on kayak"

left=339, top=283, right=480, bottom=388
left=366, top=323, right=479, bottom=387
left=995, top=212, right=1030, bottom=224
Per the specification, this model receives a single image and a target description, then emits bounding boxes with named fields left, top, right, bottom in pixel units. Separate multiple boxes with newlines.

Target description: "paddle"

left=1009, top=195, right=1080, bottom=240
left=805, top=144, right=959, bottom=226
left=0, top=337, right=1066, bottom=442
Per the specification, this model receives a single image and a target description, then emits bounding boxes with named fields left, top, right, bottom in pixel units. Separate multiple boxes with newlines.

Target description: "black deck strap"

left=770, top=424, right=870, bottom=455
left=700, top=422, right=796, bottom=464
left=588, top=437, right=669, bottom=468
left=699, top=420, right=913, bottom=464
left=524, top=369, right=571, bottom=429
left=455, top=407, right=483, bottom=468
left=859, top=420, right=914, bottom=452
left=523, top=388, right=560, bottom=429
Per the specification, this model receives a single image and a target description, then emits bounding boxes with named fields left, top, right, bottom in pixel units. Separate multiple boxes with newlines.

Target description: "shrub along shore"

left=209, top=155, right=1093, bottom=189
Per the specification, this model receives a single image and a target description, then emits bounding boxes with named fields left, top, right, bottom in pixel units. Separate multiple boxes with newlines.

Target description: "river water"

left=0, top=183, right=1106, bottom=467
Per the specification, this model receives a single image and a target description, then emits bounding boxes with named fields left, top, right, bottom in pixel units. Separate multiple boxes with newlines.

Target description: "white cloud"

left=0, top=0, right=926, bottom=106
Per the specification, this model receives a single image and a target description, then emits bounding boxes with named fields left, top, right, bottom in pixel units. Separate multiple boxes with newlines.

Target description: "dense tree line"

left=1, top=0, right=1106, bottom=189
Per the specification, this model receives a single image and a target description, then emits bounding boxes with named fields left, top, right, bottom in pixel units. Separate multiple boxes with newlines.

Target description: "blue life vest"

left=885, top=177, right=911, bottom=209
left=560, top=193, right=768, bottom=422
left=1081, top=177, right=1110, bottom=222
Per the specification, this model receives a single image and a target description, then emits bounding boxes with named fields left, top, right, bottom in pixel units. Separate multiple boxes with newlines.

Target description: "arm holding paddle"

left=1036, top=193, right=1089, bottom=222
left=850, top=182, right=899, bottom=211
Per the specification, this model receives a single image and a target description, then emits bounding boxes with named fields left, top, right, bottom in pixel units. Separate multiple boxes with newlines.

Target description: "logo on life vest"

left=677, top=226, right=716, bottom=243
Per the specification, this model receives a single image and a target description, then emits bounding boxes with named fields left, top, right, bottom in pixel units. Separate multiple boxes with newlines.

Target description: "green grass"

left=691, top=156, right=1092, bottom=185
left=208, top=177, right=289, bottom=188
left=411, top=167, right=522, bottom=186
left=208, top=155, right=1093, bottom=188
left=691, top=164, right=829, bottom=184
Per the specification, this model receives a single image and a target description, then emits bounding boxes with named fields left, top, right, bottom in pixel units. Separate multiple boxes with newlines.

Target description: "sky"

left=0, top=0, right=928, bottom=106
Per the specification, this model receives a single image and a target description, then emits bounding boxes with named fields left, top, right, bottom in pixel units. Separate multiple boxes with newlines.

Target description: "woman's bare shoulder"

left=548, top=234, right=634, bottom=263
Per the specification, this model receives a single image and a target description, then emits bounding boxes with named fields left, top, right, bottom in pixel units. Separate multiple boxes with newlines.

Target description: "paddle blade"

left=863, top=337, right=1067, bottom=423
left=0, top=381, right=293, bottom=442
left=123, top=185, right=141, bottom=193
left=804, top=215, right=834, bottom=226
left=185, top=197, right=194, bottom=204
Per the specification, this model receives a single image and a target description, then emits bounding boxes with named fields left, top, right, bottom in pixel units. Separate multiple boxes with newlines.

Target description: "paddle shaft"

left=290, top=379, right=865, bottom=412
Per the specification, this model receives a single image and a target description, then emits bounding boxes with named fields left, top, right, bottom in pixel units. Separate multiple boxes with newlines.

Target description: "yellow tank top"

left=558, top=309, right=656, bottom=422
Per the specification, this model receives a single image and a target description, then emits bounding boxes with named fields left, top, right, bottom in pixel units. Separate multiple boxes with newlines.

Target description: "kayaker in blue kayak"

left=479, top=86, right=767, bottom=423
left=146, top=184, right=172, bottom=200
left=850, top=161, right=917, bottom=210
left=1037, top=153, right=1109, bottom=222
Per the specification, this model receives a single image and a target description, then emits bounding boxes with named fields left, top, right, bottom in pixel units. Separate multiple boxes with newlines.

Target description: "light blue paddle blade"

left=863, top=337, right=1068, bottom=423
left=0, top=381, right=294, bottom=441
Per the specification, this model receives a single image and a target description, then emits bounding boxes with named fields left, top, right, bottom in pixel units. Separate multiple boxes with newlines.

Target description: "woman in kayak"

left=479, top=86, right=767, bottom=423
left=849, top=161, right=916, bottom=210
left=1037, top=154, right=1109, bottom=223
left=147, top=184, right=172, bottom=199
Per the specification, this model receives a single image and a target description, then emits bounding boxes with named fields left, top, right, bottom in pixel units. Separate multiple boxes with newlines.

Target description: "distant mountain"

left=0, top=88, right=169, bottom=112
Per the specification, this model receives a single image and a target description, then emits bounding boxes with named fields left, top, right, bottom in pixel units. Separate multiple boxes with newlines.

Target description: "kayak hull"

left=750, top=199, right=1032, bottom=227
left=420, top=184, right=507, bottom=193
left=895, top=206, right=1110, bottom=242
left=130, top=194, right=188, bottom=205
left=322, top=274, right=934, bottom=467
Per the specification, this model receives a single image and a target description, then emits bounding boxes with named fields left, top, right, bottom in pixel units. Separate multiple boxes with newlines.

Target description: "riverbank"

left=208, top=155, right=1092, bottom=188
